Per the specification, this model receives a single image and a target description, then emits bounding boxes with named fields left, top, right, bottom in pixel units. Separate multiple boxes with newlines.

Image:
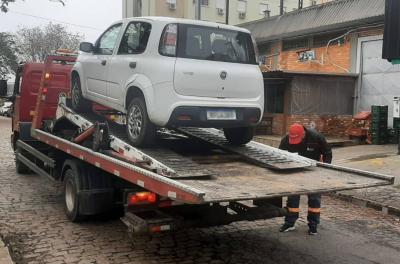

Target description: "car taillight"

left=128, top=192, right=157, bottom=205
left=177, top=115, right=192, bottom=121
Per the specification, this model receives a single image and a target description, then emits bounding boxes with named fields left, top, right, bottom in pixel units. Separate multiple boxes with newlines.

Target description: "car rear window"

left=177, top=24, right=257, bottom=65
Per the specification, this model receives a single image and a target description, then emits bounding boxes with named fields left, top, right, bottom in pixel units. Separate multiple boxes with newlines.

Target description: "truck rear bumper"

left=122, top=199, right=288, bottom=235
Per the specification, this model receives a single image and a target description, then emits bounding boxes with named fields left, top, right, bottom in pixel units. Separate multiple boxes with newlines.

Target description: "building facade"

left=122, top=0, right=331, bottom=25
left=242, top=0, right=399, bottom=136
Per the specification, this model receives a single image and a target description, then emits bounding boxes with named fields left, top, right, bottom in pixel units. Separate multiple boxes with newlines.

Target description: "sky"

left=0, top=0, right=122, bottom=42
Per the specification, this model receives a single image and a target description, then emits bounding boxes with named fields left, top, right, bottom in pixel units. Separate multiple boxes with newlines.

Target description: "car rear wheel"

left=223, top=127, right=254, bottom=146
left=71, top=76, right=91, bottom=112
left=126, top=97, right=156, bottom=147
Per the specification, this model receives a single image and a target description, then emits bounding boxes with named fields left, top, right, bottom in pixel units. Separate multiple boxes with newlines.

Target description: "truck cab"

left=8, top=57, right=75, bottom=149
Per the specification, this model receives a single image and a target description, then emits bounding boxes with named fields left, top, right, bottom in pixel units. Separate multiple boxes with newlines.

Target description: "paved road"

left=1, top=117, right=400, bottom=264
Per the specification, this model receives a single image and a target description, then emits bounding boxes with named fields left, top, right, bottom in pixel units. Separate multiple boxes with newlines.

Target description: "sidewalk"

left=332, top=144, right=400, bottom=217
left=0, top=239, right=12, bottom=264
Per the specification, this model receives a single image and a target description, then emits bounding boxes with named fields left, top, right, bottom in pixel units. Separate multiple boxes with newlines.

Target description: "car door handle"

left=101, top=60, right=107, bottom=66
left=129, top=61, right=137, bottom=69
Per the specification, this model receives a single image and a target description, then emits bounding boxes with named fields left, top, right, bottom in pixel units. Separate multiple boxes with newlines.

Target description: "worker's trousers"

left=284, top=194, right=321, bottom=227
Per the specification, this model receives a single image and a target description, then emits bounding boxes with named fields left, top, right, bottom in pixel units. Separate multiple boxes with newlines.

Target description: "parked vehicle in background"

left=72, top=17, right=264, bottom=147
left=0, top=101, right=12, bottom=117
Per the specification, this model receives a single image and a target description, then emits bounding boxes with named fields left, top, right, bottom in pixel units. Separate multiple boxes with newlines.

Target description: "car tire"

left=223, top=127, right=254, bottom=146
left=126, top=97, right=156, bottom=147
left=71, top=76, right=91, bottom=113
left=63, top=167, right=86, bottom=222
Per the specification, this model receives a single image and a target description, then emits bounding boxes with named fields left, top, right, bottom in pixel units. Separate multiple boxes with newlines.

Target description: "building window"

left=166, top=0, right=176, bottom=10
left=237, top=0, right=247, bottom=18
left=282, top=37, right=310, bottom=51
left=201, top=0, right=209, bottom=6
left=266, top=84, right=285, bottom=114
left=259, top=2, right=269, bottom=15
left=312, top=32, right=346, bottom=48
left=216, top=0, right=225, bottom=15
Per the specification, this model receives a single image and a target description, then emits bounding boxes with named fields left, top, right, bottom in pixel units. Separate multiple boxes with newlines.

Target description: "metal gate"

left=359, top=39, right=400, bottom=127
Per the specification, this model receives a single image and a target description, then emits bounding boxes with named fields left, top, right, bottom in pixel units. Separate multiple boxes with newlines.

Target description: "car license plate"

left=206, top=109, right=236, bottom=120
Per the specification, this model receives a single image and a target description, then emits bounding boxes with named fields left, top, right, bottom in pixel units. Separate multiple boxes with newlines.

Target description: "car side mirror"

left=0, top=80, right=8, bottom=97
left=79, top=42, right=94, bottom=53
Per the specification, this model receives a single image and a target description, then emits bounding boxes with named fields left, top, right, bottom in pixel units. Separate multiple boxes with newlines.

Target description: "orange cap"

left=289, top=123, right=305, bottom=145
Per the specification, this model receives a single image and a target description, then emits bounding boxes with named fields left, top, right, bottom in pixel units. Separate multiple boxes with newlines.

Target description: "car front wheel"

left=223, top=127, right=254, bottom=146
left=126, top=97, right=156, bottom=147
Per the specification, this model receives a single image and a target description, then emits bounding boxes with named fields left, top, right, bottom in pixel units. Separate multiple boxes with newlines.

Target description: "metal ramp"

left=177, top=127, right=316, bottom=170
left=55, top=96, right=214, bottom=179
left=55, top=96, right=314, bottom=177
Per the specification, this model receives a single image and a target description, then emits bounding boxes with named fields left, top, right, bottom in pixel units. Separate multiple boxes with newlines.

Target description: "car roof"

left=114, top=16, right=251, bottom=34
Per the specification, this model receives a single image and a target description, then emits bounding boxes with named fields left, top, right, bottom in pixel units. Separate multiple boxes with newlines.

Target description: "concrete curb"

left=0, top=237, right=13, bottom=264
left=331, top=192, right=400, bottom=218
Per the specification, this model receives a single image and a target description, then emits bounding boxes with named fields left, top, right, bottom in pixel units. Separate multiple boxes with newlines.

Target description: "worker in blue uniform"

left=279, top=123, right=332, bottom=235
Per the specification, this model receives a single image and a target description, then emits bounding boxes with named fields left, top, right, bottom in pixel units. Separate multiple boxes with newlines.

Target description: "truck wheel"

left=71, top=76, right=91, bottom=113
left=223, top=127, right=254, bottom=146
left=15, top=148, right=31, bottom=174
left=126, top=97, right=156, bottom=147
left=63, top=167, right=86, bottom=222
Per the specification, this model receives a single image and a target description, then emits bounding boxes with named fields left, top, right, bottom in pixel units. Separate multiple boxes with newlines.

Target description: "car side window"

left=95, top=24, right=123, bottom=55
left=118, top=22, right=152, bottom=55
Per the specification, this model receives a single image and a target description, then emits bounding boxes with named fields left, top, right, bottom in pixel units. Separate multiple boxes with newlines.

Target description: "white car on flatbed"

left=72, top=17, right=264, bottom=147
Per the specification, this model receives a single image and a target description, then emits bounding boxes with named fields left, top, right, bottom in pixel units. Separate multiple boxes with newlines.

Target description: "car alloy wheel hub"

left=128, top=105, right=143, bottom=139
left=72, top=82, right=80, bottom=105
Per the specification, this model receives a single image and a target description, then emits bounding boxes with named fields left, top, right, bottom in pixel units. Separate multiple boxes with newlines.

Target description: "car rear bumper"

left=166, top=106, right=261, bottom=128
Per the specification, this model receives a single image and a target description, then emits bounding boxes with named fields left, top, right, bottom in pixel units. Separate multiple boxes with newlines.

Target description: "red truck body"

left=12, top=57, right=74, bottom=145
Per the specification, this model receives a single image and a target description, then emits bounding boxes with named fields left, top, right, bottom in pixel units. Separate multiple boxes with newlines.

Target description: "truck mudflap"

left=78, top=189, right=114, bottom=215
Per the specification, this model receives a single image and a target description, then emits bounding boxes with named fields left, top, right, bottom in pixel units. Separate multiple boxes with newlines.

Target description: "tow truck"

left=0, top=53, right=394, bottom=236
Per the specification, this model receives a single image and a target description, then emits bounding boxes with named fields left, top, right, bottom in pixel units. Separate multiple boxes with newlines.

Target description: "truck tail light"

left=150, top=225, right=171, bottom=233
left=128, top=192, right=157, bottom=205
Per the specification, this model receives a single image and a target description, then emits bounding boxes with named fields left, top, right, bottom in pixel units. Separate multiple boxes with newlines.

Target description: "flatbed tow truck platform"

left=4, top=54, right=394, bottom=236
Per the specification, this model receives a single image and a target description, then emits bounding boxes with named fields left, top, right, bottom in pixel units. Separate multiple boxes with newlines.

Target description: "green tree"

left=1, top=0, right=65, bottom=12
left=0, top=32, right=19, bottom=80
left=16, top=22, right=83, bottom=62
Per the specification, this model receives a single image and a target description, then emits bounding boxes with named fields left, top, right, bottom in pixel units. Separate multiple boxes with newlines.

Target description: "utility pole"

left=225, top=0, right=230, bottom=25
left=195, top=0, right=202, bottom=20
left=280, top=0, right=284, bottom=15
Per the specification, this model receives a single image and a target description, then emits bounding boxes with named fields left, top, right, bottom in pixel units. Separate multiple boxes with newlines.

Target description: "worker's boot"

left=308, top=224, right=318, bottom=235
left=279, top=223, right=295, bottom=232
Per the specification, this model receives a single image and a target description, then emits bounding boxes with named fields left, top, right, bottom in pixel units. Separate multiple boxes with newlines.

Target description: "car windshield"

left=177, top=24, right=257, bottom=65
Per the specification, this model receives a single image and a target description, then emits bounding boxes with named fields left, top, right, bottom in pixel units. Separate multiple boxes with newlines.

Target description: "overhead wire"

left=325, top=23, right=384, bottom=72
left=8, top=10, right=103, bottom=31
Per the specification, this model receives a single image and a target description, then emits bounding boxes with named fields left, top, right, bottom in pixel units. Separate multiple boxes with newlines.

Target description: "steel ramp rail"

left=177, top=127, right=316, bottom=170
left=55, top=96, right=214, bottom=178
left=87, top=113, right=215, bottom=179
